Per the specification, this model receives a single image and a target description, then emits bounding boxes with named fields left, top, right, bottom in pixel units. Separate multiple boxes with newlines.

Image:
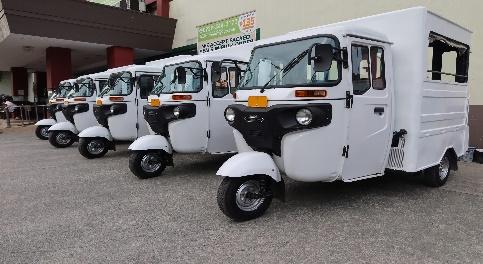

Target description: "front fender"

left=217, top=152, right=281, bottom=182
left=128, top=135, right=173, bottom=154
left=78, top=126, right=113, bottom=141
left=35, top=119, right=56, bottom=127
left=48, top=122, right=78, bottom=134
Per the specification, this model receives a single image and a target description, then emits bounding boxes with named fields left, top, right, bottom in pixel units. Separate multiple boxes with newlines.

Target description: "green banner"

left=198, top=16, right=241, bottom=42
left=87, top=0, right=119, bottom=6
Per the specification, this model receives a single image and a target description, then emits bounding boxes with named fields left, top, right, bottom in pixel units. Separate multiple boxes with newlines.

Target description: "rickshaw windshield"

left=71, top=78, right=96, bottom=97
left=57, top=83, right=74, bottom=98
left=239, top=36, right=340, bottom=90
left=102, top=72, right=133, bottom=96
left=151, top=61, right=203, bottom=95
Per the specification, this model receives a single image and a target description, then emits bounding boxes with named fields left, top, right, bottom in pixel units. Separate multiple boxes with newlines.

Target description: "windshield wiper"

left=260, top=48, right=310, bottom=93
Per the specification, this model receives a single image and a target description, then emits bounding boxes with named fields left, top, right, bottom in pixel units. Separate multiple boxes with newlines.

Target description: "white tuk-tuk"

left=77, top=63, right=165, bottom=159
left=46, top=71, right=111, bottom=148
left=128, top=45, right=252, bottom=179
left=34, top=79, right=76, bottom=140
left=215, top=7, right=471, bottom=221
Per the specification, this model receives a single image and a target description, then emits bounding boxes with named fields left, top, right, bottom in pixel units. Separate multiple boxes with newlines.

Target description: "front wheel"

left=217, top=176, right=273, bottom=221
left=78, top=138, right=109, bottom=159
left=129, top=151, right=167, bottom=179
left=35, top=125, right=50, bottom=140
left=423, top=152, right=452, bottom=187
left=48, top=130, right=75, bottom=148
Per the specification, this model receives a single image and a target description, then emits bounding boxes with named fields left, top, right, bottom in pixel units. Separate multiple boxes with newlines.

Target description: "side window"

left=427, top=32, right=469, bottom=83
left=351, top=45, right=371, bottom=95
left=370, top=46, right=386, bottom=89
left=138, top=75, right=156, bottom=99
left=212, top=67, right=228, bottom=98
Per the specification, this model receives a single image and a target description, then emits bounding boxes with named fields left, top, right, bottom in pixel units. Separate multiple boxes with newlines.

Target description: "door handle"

left=374, top=107, right=385, bottom=115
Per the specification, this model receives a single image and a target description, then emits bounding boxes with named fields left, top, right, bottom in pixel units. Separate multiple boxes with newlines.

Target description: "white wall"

left=170, top=0, right=483, bottom=104
left=0, top=71, right=12, bottom=96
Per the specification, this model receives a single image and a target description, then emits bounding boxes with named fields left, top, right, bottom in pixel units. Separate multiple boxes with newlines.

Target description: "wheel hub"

left=87, top=140, right=105, bottom=155
left=439, top=156, right=450, bottom=180
left=140, top=153, right=162, bottom=173
left=40, top=127, right=49, bottom=138
left=236, top=180, right=265, bottom=212
left=56, top=132, right=71, bottom=145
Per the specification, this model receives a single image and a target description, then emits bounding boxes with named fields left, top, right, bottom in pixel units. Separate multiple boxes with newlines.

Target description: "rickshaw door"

left=207, top=64, right=239, bottom=153
left=136, top=73, right=158, bottom=138
left=342, top=41, right=392, bottom=181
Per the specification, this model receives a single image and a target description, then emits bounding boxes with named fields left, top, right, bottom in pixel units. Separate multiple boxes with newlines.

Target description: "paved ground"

left=0, top=126, right=482, bottom=264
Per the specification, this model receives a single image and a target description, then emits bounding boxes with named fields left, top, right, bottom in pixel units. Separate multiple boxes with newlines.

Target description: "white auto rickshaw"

left=46, top=72, right=110, bottom=148
left=127, top=45, right=251, bottom=179
left=34, top=79, right=76, bottom=140
left=77, top=64, right=162, bottom=159
left=216, top=7, right=471, bottom=220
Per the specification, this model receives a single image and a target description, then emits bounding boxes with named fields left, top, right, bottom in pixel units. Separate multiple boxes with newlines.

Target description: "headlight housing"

left=110, top=105, right=119, bottom=114
left=296, top=108, right=312, bottom=126
left=173, top=106, right=181, bottom=118
left=75, top=105, right=81, bottom=112
left=225, top=107, right=235, bottom=122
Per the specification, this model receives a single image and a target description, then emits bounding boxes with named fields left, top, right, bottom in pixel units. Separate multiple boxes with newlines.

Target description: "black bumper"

left=93, top=103, right=127, bottom=128
left=228, top=103, right=332, bottom=156
left=143, top=103, right=196, bottom=137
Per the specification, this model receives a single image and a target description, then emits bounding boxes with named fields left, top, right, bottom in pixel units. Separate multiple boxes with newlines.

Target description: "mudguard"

left=48, top=122, right=79, bottom=134
left=78, top=126, right=113, bottom=141
left=217, top=152, right=281, bottom=182
left=35, top=119, right=56, bottom=127
left=128, top=135, right=173, bottom=154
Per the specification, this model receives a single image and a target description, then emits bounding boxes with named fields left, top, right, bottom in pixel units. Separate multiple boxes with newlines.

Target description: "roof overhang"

left=0, top=0, right=177, bottom=72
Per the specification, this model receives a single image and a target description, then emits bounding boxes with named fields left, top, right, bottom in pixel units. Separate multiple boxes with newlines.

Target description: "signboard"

left=88, top=0, right=119, bottom=6
left=197, top=11, right=257, bottom=54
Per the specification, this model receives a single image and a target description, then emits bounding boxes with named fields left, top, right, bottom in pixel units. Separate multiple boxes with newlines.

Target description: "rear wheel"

left=217, top=176, right=272, bottom=221
left=48, top=130, right=75, bottom=148
left=78, top=138, right=109, bottom=159
left=424, top=152, right=451, bottom=187
left=35, top=125, right=50, bottom=140
left=129, top=151, right=167, bottom=179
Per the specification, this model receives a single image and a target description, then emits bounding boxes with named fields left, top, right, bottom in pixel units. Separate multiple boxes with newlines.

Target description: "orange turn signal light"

left=172, top=94, right=192, bottom=101
left=56, top=98, right=64, bottom=102
left=295, top=90, right=327, bottom=98
left=109, top=96, right=124, bottom=102
left=73, top=97, right=86, bottom=102
left=96, top=99, right=103, bottom=106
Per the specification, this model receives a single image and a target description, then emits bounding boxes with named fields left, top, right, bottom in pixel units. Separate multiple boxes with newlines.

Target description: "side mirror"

left=175, top=66, right=186, bottom=85
left=211, top=61, right=222, bottom=83
left=309, top=44, right=334, bottom=72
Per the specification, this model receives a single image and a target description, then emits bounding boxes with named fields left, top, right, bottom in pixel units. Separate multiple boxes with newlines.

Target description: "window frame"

left=370, top=46, right=386, bottom=90
left=351, top=44, right=372, bottom=95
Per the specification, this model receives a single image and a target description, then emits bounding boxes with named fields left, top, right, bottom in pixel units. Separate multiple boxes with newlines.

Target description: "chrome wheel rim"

left=236, top=180, right=265, bottom=212
left=56, top=132, right=71, bottom=145
left=140, top=153, right=162, bottom=173
left=40, top=127, right=49, bottom=138
left=86, top=140, right=105, bottom=155
left=439, top=156, right=450, bottom=180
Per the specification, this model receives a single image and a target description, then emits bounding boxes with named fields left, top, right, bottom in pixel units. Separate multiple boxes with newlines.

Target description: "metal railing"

left=0, top=104, right=50, bottom=128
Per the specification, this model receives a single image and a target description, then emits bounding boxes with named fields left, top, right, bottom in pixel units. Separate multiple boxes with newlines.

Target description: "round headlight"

left=56, top=104, right=63, bottom=111
left=296, top=109, right=312, bottom=126
left=173, top=106, right=181, bottom=118
left=110, top=105, right=117, bottom=114
left=225, top=108, right=235, bottom=122
left=75, top=105, right=80, bottom=112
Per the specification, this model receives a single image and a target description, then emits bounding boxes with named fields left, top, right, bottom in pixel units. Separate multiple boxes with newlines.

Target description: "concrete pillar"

left=11, top=67, right=28, bottom=100
left=107, top=46, right=134, bottom=68
left=46, top=47, right=72, bottom=90
left=155, top=0, right=169, bottom=17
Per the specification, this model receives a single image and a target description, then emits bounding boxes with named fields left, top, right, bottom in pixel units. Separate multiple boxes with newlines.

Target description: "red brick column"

left=107, top=46, right=134, bottom=68
left=46, top=47, right=72, bottom=90
left=156, top=0, right=169, bottom=17
left=11, top=67, right=28, bottom=99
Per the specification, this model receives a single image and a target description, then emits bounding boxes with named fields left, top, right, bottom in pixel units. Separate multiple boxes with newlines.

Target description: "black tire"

left=424, top=152, right=451, bottom=187
left=48, top=130, right=75, bottom=148
left=129, top=151, right=167, bottom=179
left=35, top=125, right=50, bottom=140
left=78, top=138, right=109, bottom=159
left=217, top=176, right=272, bottom=221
